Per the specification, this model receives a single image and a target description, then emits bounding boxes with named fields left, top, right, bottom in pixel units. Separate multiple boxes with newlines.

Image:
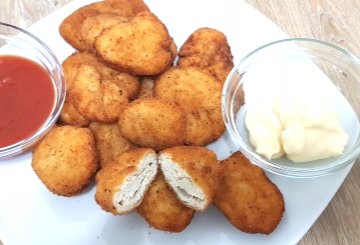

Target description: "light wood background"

left=1, top=0, right=360, bottom=244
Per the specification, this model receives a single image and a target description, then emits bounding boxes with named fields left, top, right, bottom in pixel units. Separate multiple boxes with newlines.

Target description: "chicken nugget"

left=62, top=52, right=98, bottom=89
left=137, top=173, right=195, bottom=232
left=81, top=13, right=127, bottom=52
left=159, top=146, right=220, bottom=211
left=154, top=67, right=224, bottom=146
left=62, top=52, right=140, bottom=99
left=137, top=77, right=154, bottom=99
left=213, top=152, right=285, bottom=234
left=89, top=122, right=135, bottom=167
left=58, top=100, right=90, bottom=127
left=69, top=64, right=129, bottom=122
left=178, top=27, right=234, bottom=84
left=95, top=148, right=158, bottom=215
left=95, top=12, right=177, bottom=75
left=111, top=73, right=140, bottom=100
left=119, top=98, right=186, bottom=151
left=60, top=52, right=108, bottom=126
left=59, top=2, right=100, bottom=51
left=32, top=125, right=98, bottom=196
left=62, top=51, right=118, bottom=88
left=59, top=0, right=149, bottom=51
left=103, top=0, right=149, bottom=16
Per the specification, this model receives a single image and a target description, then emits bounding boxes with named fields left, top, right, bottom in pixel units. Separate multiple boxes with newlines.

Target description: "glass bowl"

left=0, top=22, right=65, bottom=159
left=222, top=38, right=360, bottom=178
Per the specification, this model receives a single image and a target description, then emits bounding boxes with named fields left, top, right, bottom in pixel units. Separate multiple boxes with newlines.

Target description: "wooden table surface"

left=1, top=0, right=359, bottom=244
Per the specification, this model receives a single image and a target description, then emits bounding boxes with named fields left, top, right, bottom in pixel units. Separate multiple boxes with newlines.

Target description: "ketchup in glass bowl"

left=0, top=22, right=65, bottom=159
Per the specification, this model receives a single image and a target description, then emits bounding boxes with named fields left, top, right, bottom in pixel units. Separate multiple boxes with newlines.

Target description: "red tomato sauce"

left=0, top=55, right=54, bottom=148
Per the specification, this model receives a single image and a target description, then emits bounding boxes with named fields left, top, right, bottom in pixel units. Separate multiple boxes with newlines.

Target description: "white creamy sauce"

left=243, top=62, right=348, bottom=163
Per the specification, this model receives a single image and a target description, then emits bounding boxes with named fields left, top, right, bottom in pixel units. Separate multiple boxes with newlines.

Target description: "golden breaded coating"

left=62, top=52, right=117, bottom=88
left=112, top=73, right=140, bottom=100
left=60, top=52, right=115, bottom=126
left=58, top=100, right=90, bottom=127
left=59, top=2, right=100, bottom=51
left=137, top=173, right=195, bottom=232
left=95, top=148, right=158, bottom=215
left=154, top=67, right=224, bottom=146
left=89, top=122, right=135, bottom=167
left=119, top=98, right=186, bottom=151
left=69, top=64, right=129, bottom=122
left=159, top=146, right=220, bottom=211
left=137, top=77, right=154, bottom=99
left=62, top=52, right=140, bottom=100
left=62, top=52, right=98, bottom=89
left=81, top=13, right=127, bottom=51
left=59, top=0, right=149, bottom=51
left=102, top=0, right=149, bottom=17
left=213, top=152, right=285, bottom=234
left=32, top=125, right=98, bottom=196
left=178, top=27, right=234, bottom=84
left=95, top=12, right=177, bottom=75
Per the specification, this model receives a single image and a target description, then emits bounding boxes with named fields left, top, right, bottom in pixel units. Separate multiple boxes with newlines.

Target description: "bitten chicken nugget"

left=178, top=27, right=234, bottom=84
left=137, top=173, right=195, bottom=232
left=213, top=152, right=285, bottom=234
left=154, top=67, right=224, bottom=146
left=159, top=146, right=220, bottom=211
left=32, top=125, right=98, bottom=196
left=95, top=148, right=158, bottom=215
left=95, top=12, right=177, bottom=75
left=69, top=64, right=129, bottom=122
left=119, top=98, right=186, bottom=151
left=89, top=122, right=135, bottom=167
left=59, top=0, right=149, bottom=51
left=137, top=77, right=154, bottom=99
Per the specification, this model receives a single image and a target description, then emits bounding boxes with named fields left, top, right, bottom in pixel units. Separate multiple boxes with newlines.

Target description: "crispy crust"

left=154, top=67, right=224, bottom=146
left=111, top=73, right=140, bottom=100
left=59, top=2, right=100, bottom=51
left=178, top=27, right=234, bottom=83
left=80, top=13, right=127, bottom=52
left=213, top=152, right=285, bottom=234
left=95, top=12, right=177, bottom=75
left=59, top=0, right=149, bottom=51
left=60, top=51, right=140, bottom=126
left=119, top=98, right=186, bottom=151
left=62, top=52, right=140, bottom=99
left=69, top=64, right=129, bottom=122
left=103, top=0, right=150, bottom=16
left=89, top=122, right=135, bottom=167
left=137, top=77, right=154, bottom=99
left=60, top=52, right=115, bottom=126
left=58, top=100, right=90, bottom=127
left=32, top=126, right=98, bottom=196
left=137, top=173, right=195, bottom=232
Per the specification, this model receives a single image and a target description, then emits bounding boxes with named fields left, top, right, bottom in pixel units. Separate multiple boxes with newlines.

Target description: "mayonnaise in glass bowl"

left=0, top=22, right=65, bottom=159
left=222, top=38, right=360, bottom=178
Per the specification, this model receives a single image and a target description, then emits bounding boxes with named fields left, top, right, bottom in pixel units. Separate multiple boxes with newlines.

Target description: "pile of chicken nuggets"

left=31, top=0, right=285, bottom=235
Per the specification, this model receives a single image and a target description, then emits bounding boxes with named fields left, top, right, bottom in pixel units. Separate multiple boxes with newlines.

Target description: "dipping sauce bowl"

left=222, top=38, right=360, bottom=177
left=0, top=22, right=65, bottom=159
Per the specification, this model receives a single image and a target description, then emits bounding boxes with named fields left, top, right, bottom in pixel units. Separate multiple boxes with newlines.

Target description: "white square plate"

left=0, top=0, right=353, bottom=244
